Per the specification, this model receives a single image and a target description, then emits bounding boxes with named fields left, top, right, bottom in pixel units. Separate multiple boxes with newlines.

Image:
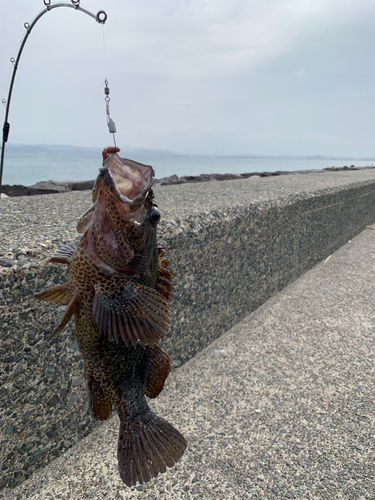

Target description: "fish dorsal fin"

left=158, top=246, right=168, bottom=258
left=46, top=241, right=78, bottom=264
left=156, top=260, right=174, bottom=302
left=157, top=266, right=174, bottom=281
left=34, top=283, right=71, bottom=304
left=157, top=276, right=174, bottom=292
left=92, top=175, right=103, bottom=203
left=159, top=257, right=172, bottom=268
left=156, top=275, right=174, bottom=302
left=93, top=280, right=171, bottom=348
left=45, top=294, right=79, bottom=342
left=145, top=344, right=171, bottom=398
left=76, top=203, right=97, bottom=233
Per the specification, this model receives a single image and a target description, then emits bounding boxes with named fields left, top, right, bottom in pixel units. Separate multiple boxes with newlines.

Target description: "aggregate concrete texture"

left=2, top=222, right=374, bottom=499
left=3, top=168, right=375, bottom=490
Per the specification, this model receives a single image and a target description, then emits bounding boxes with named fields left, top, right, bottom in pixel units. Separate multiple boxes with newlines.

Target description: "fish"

left=34, top=146, right=186, bottom=487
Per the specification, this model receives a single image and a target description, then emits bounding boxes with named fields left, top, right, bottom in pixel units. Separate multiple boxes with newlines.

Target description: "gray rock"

left=71, top=180, right=95, bottom=191
left=47, top=395, right=59, bottom=407
left=68, top=339, right=78, bottom=353
left=1, top=185, right=31, bottom=197
left=72, top=377, right=85, bottom=387
left=0, top=258, right=13, bottom=267
left=154, top=174, right=179, bottom=184
left=161, top=179, right=188, bottom=186
left=190, top=220, right=201, bottom=231
left=66, top=393, right=79, bottom=411
left=17, top=256, right=28, bottom=267
left=181, top=174, right=214, bottom=183
left=210, top=173, right=242, bottom=181
left=5, top=425, right=13, bottom=435
left=28, top=180, right=73, bottom=194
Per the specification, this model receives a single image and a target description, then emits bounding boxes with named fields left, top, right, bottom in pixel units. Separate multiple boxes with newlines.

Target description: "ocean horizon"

left=2, top=144, right=375, bottom=186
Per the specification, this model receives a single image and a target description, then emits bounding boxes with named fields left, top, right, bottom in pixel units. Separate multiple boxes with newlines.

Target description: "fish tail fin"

left=117, top=413, right=186, bottom=487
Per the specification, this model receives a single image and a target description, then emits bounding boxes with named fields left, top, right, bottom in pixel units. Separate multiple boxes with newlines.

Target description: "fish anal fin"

left=46, top=241, right=78, bottom=264
left=45, top=294, right=78, bottom=342
left=145, top=345, right=171, bottom=398
left=117, top=413, right=186, bottom=487
left=93, top=281, right=171, bottom=348
left=85, top=369, right=112, bottom=421
left=34, top=283, right=71, bottom=304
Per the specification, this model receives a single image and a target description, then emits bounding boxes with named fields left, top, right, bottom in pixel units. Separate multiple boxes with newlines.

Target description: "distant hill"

left=5, top=144, right=375, bottom=161
left=6, top=143, right=182, bottom=158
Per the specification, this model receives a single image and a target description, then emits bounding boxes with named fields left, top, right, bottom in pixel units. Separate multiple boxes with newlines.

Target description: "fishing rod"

left=0, top=0, right=107, bottom=198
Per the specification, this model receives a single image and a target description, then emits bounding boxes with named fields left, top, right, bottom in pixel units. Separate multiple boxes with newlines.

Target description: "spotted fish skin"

left=35, top=148, right=186, bottom=487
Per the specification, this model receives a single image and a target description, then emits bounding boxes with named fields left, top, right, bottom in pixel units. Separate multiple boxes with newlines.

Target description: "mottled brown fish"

left=34, top=147, right=186, bottom=486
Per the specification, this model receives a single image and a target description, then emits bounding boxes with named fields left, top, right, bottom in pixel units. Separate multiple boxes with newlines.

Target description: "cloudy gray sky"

left=1, top=0, right=375, bottom=155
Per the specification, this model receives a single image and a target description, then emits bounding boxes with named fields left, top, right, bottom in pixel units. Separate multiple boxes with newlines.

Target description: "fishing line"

left=102, top=23, right=108, bottom=81
left=101, top=22, right=117, bottom=148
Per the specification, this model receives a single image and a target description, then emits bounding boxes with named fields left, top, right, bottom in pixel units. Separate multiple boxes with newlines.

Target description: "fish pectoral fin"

left=45, top=294, right=79, bottom=342
left=85, top=372, right=112, bottom=421
left=76, top=202, right=97, bottom=233
left=34, top=283, right=71, bottom=304
left=145, top=344, right=171, bottom=398
left=93, top=281, right=171, bottom=348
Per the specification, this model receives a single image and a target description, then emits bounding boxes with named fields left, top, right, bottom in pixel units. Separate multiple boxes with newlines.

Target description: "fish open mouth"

left=100, top=152, right=154, bottom=210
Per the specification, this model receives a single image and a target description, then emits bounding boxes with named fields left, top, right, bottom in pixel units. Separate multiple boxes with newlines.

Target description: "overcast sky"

left=1, top=0, right=375, bottom=156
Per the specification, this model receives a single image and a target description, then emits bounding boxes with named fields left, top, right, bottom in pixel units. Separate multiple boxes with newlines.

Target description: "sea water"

left=2, top=149, right=374, bottom=186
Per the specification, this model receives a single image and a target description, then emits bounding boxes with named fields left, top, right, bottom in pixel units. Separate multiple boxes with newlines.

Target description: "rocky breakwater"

left=0, top=164, right=368, bottom=196
left=155, top=165, right=364, bottom=185
left=1, top=180, right=95, bottom=197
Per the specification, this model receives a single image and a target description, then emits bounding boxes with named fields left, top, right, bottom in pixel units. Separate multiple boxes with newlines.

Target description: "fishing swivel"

left=104, top=80, right=117, bottom=147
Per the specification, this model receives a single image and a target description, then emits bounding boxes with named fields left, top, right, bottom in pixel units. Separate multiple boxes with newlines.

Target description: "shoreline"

left=1, top=164, right=373, bottom=197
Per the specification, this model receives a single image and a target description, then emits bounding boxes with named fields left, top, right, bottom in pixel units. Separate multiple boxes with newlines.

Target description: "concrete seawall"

left=1, top=169, right=375, bottom=490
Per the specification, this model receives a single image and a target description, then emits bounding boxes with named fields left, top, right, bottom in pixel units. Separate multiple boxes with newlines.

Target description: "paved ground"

left=2, top=224, right=375, bottom=500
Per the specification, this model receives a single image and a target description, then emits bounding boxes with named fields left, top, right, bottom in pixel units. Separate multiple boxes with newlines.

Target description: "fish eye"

left=150, top=207, right=161, bottom=224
